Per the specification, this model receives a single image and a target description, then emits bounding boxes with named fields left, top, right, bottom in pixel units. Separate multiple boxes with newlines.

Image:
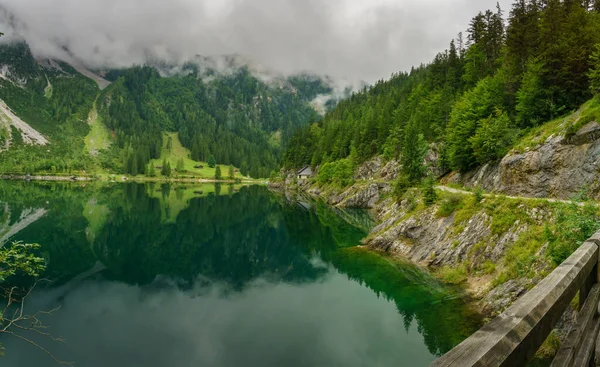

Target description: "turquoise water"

left=0, top=182, right=480, bottom=366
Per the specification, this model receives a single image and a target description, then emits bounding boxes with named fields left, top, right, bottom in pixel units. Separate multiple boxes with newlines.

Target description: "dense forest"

left=100, top=66, right=331, bottom=177
left=98, top=66, right=332, bottom=178
left=0, top=41, right=337, bottom=178
left=283, top=0, right=600, bottom=186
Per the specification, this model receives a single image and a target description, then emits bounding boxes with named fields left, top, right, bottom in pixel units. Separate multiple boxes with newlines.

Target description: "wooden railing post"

left=432, top=240, right=600, bottom=367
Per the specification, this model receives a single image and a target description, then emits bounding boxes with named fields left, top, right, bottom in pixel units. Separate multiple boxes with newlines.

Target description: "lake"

left=0, top=181, right=480, bottom=366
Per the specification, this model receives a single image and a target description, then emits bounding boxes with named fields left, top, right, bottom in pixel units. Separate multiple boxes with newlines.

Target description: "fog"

left=0, top=0, right=512, bottom=84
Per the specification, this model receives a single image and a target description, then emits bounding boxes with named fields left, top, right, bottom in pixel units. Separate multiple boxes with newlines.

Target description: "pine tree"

left=215, top=166, right=222, bottom=180
left=161, top=158, right=172, bottom=177
left=589, top=44, right=600, bottom=96
left=422, top=177, right=438, bottom=206
left=516, top=58, right=549, bottom=126
left=228, top=165, right=235, bottom=180
left=148, top=162, right=156, bottom=177
left=165, top=162, right=172, bottom=177
left=400, top=121, right=428, bottom=184
left=208, top=154, right=216, bottom=168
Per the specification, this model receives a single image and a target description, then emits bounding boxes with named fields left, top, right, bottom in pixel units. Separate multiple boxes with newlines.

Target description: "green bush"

left=317, top=158, right=354, bottom=187
left=481, top=260, right=496, bottom=275
left=437, top=194, right=463, bottom=217
left=393, top=175, right=411, bottom=201
left=547, top=204, right=599, bottom=265
left=436, top=264, right=468, bottom=284
left=473, top=187, right=484, bottom=203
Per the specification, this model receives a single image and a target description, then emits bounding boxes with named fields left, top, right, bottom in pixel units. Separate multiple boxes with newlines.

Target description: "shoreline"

left=269, top=178, right=501, bottom=316
left=0, top=174, right=265, bottom=185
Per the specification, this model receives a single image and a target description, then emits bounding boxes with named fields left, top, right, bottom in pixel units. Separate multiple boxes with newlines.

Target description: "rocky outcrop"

left=446, top=122, right=600, bottom=199
left=355, top=156, right=401, bottom=181
left=315, top=182, right=392, bottom=209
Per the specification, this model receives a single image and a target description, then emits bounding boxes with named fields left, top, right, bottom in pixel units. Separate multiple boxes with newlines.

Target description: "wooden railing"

left=432, top=231, right=600, bottom=367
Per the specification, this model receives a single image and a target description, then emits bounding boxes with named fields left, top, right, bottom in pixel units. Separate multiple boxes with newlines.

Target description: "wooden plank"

left=431, top=241, right=599, bottom=367
left=551, top=283, right=600, bottom=366
left=573, top=316, right=600, bottom=367
left=581, top=266, right=597, bottom=310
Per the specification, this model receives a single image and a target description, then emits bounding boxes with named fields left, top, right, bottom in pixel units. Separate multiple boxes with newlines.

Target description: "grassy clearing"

left=512, top=98, right=600, bottom=154
left=149, top=132, right=248, bottom=180
left=84, top=101, right=111, bottom=156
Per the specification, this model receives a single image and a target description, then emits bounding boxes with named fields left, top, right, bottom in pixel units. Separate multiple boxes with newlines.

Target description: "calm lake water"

left=0, top=181, right=480, bottom=367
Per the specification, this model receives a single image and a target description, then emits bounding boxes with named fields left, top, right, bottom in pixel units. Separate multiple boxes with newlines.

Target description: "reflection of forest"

left=0, top=181, right=480, bottom=355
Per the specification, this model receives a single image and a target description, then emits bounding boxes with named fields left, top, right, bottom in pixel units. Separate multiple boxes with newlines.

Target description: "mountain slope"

left=0, top=41, right=99, bottom=173
left=0, top=40, right=341, bottom=178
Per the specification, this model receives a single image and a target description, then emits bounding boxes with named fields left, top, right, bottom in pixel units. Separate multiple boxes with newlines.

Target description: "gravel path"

left=435, top=186, right=586, bottom=206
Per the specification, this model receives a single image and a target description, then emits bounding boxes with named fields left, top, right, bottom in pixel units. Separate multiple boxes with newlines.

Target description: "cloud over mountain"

left=0, top=0, right=511, bottom=83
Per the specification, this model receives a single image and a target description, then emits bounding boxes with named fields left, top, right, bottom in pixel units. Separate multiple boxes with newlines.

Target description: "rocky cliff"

left=445, top=120, right=600, bottom=200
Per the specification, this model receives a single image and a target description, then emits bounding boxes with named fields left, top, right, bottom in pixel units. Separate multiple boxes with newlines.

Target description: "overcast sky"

left=0, top=0, right=512, bottom=83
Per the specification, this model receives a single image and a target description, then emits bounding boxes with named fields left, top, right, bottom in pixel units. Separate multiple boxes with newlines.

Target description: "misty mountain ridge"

left=0, top=37, right=347, bottom=177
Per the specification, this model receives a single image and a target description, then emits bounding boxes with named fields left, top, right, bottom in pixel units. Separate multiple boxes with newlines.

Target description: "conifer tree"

left=400, top=121, right=428, bottom=184
left=148, top=162, right=156, bottom=177
left=208, top=154, right=216, bottom=168
left=589, top=45, right=600, bottom=96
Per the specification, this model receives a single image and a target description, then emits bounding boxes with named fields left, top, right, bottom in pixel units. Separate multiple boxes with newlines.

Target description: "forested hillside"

left=283, top=0, right=600, bottom=185
left=97, top=65, right=329, bottom=178
left=0, top=41, right=337, bottom=178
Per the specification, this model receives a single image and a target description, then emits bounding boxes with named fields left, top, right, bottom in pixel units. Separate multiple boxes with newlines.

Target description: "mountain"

left=0, top=40, right=346, bottom=178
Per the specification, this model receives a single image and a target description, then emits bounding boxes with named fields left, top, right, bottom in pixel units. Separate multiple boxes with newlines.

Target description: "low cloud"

left=0, top=0, right=511, bottom=83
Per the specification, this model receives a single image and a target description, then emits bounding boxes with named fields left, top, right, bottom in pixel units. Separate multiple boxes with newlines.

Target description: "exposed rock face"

left=342, top=183, right=390, bottom=209
left=318, top=183, right=392, bottom=209
left=367, top=199, right=526, bottom=269
left=425, top=143, right=448, bottom=178
left=355, top=157, right=400, bottom=181
left=446, top=122, right=600, bottom=199
left=355, top=157, right=383, bottom=180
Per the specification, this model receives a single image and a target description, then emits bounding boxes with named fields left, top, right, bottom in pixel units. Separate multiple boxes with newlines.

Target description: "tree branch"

left=1, top=279, right=70, bottom=365
left=3, top=331, right=72, bottom=365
